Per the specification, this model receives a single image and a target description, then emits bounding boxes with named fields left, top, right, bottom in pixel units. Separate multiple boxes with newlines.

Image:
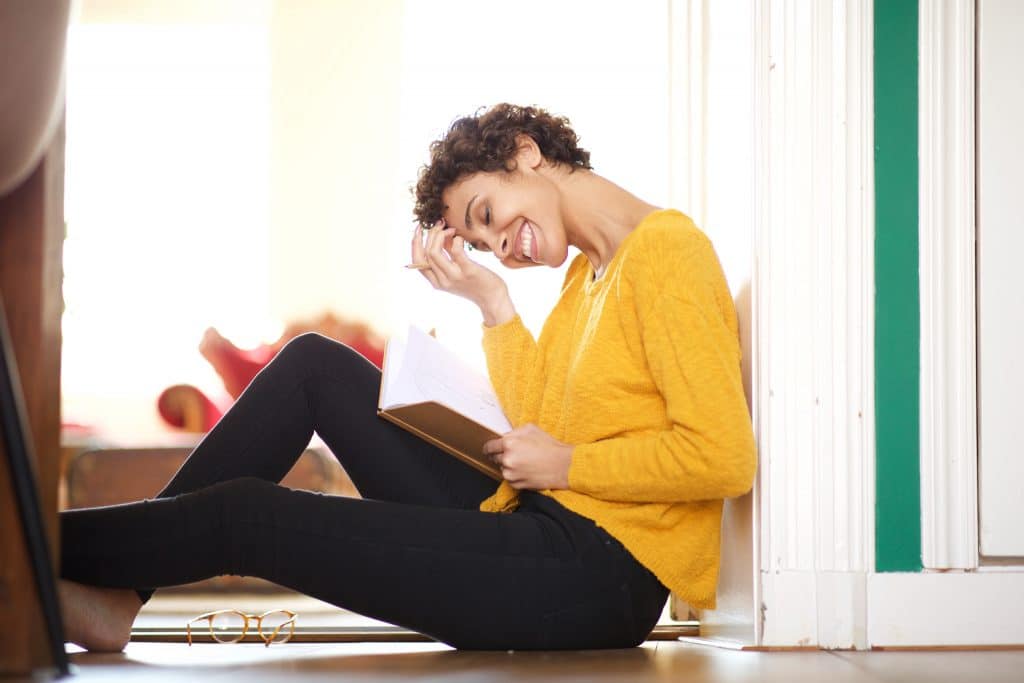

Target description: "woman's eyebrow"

left=465, top=194, right=478, bottom=230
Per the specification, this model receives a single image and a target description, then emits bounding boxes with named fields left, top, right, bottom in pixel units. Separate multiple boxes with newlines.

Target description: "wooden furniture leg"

left=0, top=297, right=68, bottom=674
left=0, top=120, right=66, bottom=676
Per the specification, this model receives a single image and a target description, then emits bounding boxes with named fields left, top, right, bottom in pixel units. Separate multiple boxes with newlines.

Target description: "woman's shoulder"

left=630, top=209, right=708, bottom=252
left=625, top=209, right=715, bottom=275
left=622, top=210, right=730, bottom=319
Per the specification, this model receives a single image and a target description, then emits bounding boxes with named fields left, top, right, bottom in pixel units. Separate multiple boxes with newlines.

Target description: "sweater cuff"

left=567, top=441, right=602, bottom=496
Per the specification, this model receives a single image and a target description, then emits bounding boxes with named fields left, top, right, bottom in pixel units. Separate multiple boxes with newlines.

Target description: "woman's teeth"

left=520, top=224, right=537, bottom=262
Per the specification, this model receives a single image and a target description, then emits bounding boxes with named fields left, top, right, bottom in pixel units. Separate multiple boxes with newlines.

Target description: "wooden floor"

left=48, top=640, right=1024, bottom=682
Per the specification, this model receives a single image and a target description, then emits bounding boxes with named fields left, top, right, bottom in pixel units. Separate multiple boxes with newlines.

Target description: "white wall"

left=703, top=2, right=754, bottom=294
left=268, top=0, right=403, bottom=332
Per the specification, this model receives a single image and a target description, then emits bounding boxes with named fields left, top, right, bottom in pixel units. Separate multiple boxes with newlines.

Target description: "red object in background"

left=156, top=384, right=227, bottom=432
left=199, top=315, right=386, bottom=399
left=198, top=330, right=277, bottom=399
left=156, top=313, right=386, bottom=433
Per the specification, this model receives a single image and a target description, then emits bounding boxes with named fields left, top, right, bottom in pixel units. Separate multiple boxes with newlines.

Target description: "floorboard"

left=44, top=640, right=1024, bottom=683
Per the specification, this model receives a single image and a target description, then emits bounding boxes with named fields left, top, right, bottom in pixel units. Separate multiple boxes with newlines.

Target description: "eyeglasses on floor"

left=186, top=609, right=297, bottom=647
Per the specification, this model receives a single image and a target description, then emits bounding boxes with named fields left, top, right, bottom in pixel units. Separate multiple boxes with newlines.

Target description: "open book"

left=377, top=326, right=511, bottom=480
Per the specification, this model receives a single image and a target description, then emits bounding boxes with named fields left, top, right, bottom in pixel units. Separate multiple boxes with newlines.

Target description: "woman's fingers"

left=412, top=221, right=449, bottom=288
left=425, top=227, right=462, bottom=284
left=411, top=218, right=507, bottom=303
left=411, top=223, right=437, bottom=284
left=410, top=222, right=433, bottom=263
left=448, top=233, right=470, bottom=265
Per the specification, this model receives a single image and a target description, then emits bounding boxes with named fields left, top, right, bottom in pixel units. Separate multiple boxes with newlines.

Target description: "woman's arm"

left=568, top=232, right=757, bottom=503
left=480, top=288, right=517, bottom=327
left=480, top=312, right=538, bottom=427
left=410, top=220, right=537, bottom=424
left=479, top=254, right=583, bottom=428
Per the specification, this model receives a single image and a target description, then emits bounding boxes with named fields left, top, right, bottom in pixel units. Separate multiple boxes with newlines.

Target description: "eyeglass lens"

left=207, top=611, right=246, bottom=643
left=259, top=611, right=295, bottom=643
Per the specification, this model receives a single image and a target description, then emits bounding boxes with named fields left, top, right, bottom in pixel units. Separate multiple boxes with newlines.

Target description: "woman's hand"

left=411, top=220, right=509, bottom=310
left=482, top=423, right=574, bottom=491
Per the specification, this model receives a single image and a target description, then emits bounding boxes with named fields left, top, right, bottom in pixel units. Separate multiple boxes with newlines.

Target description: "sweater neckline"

left=582, top=208, right=677, bottom=295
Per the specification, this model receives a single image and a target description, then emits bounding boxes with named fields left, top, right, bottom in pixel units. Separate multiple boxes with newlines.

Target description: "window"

left=63, top=21, right=272, bottom=439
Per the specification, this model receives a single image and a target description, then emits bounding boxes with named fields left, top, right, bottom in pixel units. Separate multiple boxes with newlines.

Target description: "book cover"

left=377, top=326, right=511, bottom=480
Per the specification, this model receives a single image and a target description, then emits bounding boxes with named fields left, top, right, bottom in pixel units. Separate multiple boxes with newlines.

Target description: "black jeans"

left=60, top=333, right=668, bottom=650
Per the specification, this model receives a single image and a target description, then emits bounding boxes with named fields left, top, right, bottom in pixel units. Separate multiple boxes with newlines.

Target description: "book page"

left=401, top=326, right=511, bottom=435
left=380, top=334, right=406, bottom=407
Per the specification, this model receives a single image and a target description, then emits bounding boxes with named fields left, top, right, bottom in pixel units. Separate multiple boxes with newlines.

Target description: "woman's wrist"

left=480, top=289, right=516, bottom=327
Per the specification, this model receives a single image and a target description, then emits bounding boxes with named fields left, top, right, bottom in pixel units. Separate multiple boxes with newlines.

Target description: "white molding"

left=750, top=0, right=769, bottom=649
left=868, top=572, right=1024, bottom=646
left=918, top=0, right=978, bottom=570
left=754, top=0, right=874, bottom=648
left=759, top=570, right=868, bottom=649
left=760, top=571, right=818, bottom=647
left=816, top=571, right=868, bottom=650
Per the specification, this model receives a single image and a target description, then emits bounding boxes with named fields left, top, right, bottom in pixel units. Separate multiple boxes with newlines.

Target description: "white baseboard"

left=760, top=571, right=868, bottom=649
left=760, top=571, right=817, bottom=647
left=817, top=571, right=868, bottom=650
left=868, top=572, right=1024, bottom=646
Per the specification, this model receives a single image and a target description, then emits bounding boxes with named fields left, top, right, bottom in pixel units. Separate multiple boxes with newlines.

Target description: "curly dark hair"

left=413, top=103, right=592, bottom=229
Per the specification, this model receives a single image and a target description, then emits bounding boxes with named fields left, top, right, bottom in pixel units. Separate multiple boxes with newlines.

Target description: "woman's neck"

left=556, top=169, right=660, bottom=276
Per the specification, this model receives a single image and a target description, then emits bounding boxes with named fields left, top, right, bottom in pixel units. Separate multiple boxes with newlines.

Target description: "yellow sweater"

left=479, top=209, right=756, bottom=610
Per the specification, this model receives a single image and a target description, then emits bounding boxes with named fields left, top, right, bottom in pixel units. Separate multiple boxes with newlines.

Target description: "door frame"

left=918, top=0, right=978, bottom=573
left=868, top=0, right=1024, bottom=648
left=683, top=0, right=876, bottom=650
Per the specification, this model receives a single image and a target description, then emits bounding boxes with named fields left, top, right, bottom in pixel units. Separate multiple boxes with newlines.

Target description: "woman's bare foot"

left=58, top=579, right=142, bottom=652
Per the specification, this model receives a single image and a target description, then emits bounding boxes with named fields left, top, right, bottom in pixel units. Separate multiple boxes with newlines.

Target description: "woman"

left=58, top=104, right=756, bottom=652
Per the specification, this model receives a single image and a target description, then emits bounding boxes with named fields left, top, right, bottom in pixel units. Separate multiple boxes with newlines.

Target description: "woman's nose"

left=494, top=233, right=511, bottom=259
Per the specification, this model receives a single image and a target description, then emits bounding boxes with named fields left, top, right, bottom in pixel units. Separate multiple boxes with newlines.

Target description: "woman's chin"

left=504, top=259, right=545, bottom=270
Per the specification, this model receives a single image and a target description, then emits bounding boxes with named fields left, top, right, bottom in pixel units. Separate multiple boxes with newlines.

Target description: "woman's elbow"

left=720, top=440, right=758, bottom=498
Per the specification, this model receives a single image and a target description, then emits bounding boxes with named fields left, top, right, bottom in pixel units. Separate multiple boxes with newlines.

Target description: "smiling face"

left=440, top=142, right=572, bottom=271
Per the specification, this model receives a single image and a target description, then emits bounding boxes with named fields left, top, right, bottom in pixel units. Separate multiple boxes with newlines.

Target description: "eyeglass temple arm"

left=258, top=618, right=294, bottom=651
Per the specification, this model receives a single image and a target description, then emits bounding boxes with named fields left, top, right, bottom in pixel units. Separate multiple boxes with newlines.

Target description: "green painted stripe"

left=874, top=0, right=922, bottom=572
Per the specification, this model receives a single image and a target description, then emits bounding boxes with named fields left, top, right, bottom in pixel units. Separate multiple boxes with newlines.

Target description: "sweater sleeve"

left=567, top=234, right=757, bottom=503
left=480, top=314, right=538, bottom=428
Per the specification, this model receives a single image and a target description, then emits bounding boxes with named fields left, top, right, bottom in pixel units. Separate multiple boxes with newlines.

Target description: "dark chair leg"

left=0, top=297, right=69, bottom=676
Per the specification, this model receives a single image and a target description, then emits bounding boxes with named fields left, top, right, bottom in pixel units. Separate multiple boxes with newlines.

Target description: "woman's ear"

left=514, top=134, right=543, bottom=170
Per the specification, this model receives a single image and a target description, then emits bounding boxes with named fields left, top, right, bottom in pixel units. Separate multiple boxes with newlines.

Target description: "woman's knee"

left=274, top=332, right=366, bottom=373
left=201, top=477, right=288, bottom=533
left=276, top=332, right=335, bottom=363
left=193, top=477, right=287, bottom=577
left=199, top=476, right=277, bottom=511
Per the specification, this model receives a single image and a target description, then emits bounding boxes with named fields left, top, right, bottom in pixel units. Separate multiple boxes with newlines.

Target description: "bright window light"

left=63, top=22, right=272, bottom=440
